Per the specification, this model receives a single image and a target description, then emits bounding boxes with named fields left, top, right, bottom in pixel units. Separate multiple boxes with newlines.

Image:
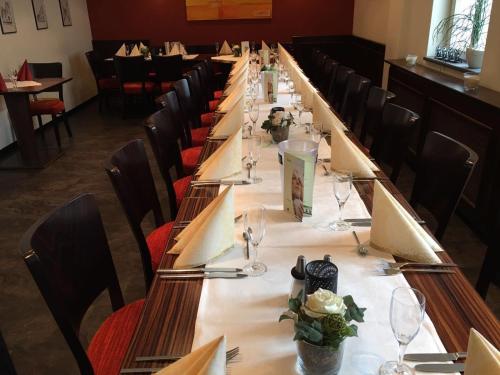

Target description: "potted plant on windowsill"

left=433, top=0, right=490, bottom=69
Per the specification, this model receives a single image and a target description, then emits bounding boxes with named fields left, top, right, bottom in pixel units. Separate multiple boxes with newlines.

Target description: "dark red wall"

left=86, top=0, right=354, bottom=45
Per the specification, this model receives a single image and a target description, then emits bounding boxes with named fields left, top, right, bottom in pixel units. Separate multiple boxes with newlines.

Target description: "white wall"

left=353, top=0, right=500, bottom=92
left=0, top=0, right=96, bottom=150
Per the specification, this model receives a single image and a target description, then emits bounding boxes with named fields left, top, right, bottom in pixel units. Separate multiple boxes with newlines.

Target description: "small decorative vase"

left=296, top=340, right=345, bottom=375
left=270, top=127, right=289, bottom=143
left=466, top=47, right=484, bottom=69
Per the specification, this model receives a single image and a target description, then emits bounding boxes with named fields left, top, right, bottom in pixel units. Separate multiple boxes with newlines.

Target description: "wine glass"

left=249, top=135, right=262, bottom=183
left=379, top=287, right=426, bottom=375
left=10, top=68, right=18, bottom=88
left=288, top=80, right=295, bottom=97
left=329, top=170, right=352, bottom=231
left=215, top=42, right=220, bottom=55
left=294, top=93, right=304, bottom=127
left=249, top=103, right=259, bottom=136
left=243, top=204, right=267, bottom=276
left=309, top=122, right=322, bottom=143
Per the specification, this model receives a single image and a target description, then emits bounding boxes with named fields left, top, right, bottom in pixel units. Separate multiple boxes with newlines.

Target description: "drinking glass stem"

left=251, top=243, right=258, bottom=268
left=298, top=111, right=302, bottom=126
left=337, top=201, right=345, bottom=222
left=397, top=343, right=408, bottom=372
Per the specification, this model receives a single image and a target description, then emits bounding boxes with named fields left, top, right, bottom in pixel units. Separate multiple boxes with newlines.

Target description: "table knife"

left=156, top=267, right=242, bottom=274
left=160, top=273, right=248, bottom=279
left=414, top=363, right=465, bottom=373
left=405, top=352, right=467, bottom=362
left=346, top=218, right=426, bottom=225
left=191, top=179, right=251, bottom=185
left=120, top=368, right=162, bottom=374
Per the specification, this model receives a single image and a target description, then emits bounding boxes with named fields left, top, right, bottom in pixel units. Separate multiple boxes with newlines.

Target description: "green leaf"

left=294, top=321, right=323, bottom=344
left=343, top=295, right=366, bottom=323
left=279, top=313, right=294, bottom=323
left=288, top=292, right=303, bottom=313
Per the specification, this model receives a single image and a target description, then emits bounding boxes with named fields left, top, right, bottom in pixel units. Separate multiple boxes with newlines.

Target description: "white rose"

left=302, top=288, right=346, bottom=318
left=272, top=111, right=284, bottom=126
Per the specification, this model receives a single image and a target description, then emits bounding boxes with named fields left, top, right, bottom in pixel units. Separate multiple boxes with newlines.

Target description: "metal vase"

left=296, top=340, right=345, bottom=375
left=270, top=126, right=289, bottom=143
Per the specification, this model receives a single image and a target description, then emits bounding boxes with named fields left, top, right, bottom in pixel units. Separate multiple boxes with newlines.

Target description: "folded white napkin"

left=180, top=43, right=188, bottom=55
left=312, top=94, right=347, bottom=133
left=370, top=181, right=442, bottom=263
left=197, top=128, right=242, bottom=180
left=464, top=328, right=499, bottom=374
left=164, top=41, right=171, bottom=54
left=225, top=73, right=247, bottom=95
left=139, top=42, right=146, bottom=50
left=170, top=186, right=235, bottom=269
left=261, top=40, right=270, bottom=51
left=217, top=84, right=245, bottom=113
left=169, top=43, right=181, bottom=56
left=156, top=336, right=226, bottom=375
left=129, top=45, right=141, bottom=56
left=301, top=79, right=316, bottom=108
left=211, top=98, right=244, bottom=137
left=241, top=41, right=250, bottom=53
left=115, top=43, right=126, bottom=57
left=219, top=40, right=233, bottom=55
left=330, top=122, right=378, bottom=177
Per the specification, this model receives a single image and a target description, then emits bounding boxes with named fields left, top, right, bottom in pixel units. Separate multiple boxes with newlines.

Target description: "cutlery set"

left=345, top=218, right=426, bottom=226
left=157, top=267, right=247, bottom=280
left=404, top=352, right=467, bottom=373
left=190, top=179, right=251, bottom=186
left=378, top=261, right=458, bottom=276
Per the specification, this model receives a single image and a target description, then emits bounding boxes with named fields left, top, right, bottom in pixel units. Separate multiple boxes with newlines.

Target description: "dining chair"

left=476, top=213, right=500, bottom=298
left=105, top=139, right=175, bottom=289
left=144, top=109, right=194, bottom=217
left=29, top=62, right=71, bottom=149
left=410, top=131, right=478, bottom=241
left=194, top=62, right=220, bottom=112
left=370, top=103, right=419, bottom=183
left=328, top=65, right=354, bottom=112
left=319, top=59, right=339, bottom=98
left=312, top=52, right=328, bottom=85
left=359, top=86, right=396, bottom=145
left=202, top=60, right=224, bottom=100
left=0, top=330, right=16, bottom=375
left=339, top=73, right=371, bottom=132
left=184, top=70, right=215, bottom=128
left=151, top=54, right=183, bottom=94
left=85, top=51, right=120, bottom=112
left=20, top=193, right=144, bottom=375
left=113, top=55, right=156, bottom=117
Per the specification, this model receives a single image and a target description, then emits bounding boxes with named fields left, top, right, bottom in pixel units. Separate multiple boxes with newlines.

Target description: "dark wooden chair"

left=0, top=330, right=16, bottom=375
left=20, top=193, right=144, bottom=375
left=184, top=70, right=215, bottom=128
left=29, top=62, right=71, bottom=149
left=202, top=60, right=224, bottom=100
left=339, top=73, right=371, bottom=132
left=105, top=140, right=174, bottom=289
left=144, top=109, right=193, bottom=218
left=476, top=212, right=500, bottom=298
left=151, top=54, right=183, bottom=94
left=319, top=59, right=339, bottom=98
left=194, top=62, right=220, bottom=112
left=312, top=52, right=328, bottom=85
left=328, top=65, right=354, bottom=112
left=359, top=86, right=396, bottom=145
left=410, top=131, right=478, bottom=241
left=370, top=103, right=419, bottom=183
left=85, top=51, right=120, bottom=112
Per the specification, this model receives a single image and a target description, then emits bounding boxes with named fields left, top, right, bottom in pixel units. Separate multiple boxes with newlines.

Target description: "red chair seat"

left=191, top=127, right=210, bottom=147
left=181, top=146, right=202, bottom=175
left=98, top=78, right=120, bottom=90
left=146, top=221, right=175, bottom=271
left=174, top=176, right=192, bottom=208
left=123, top=81, right=156, bottom=94
left=160, top=82, right=174, bottom=93
left=209, top=99, right=219, bottom=112
left=201, top=112, right=215, bottom=128
left=29, top=99, right=65, bottom=116
left=87, top=299, right=145, bottom=375
left=214, top=90, right=223, bottom=99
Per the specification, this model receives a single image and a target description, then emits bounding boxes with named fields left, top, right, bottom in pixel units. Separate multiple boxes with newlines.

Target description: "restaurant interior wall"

left=0, top=0, right=96, bottom=150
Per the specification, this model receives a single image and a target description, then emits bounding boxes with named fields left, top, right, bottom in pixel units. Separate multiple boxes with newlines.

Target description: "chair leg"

left=52, top=115, right=62, bottom=149
left=62, top=112, right=72, bottom=138
left=37, top=115, right=45, bottom=142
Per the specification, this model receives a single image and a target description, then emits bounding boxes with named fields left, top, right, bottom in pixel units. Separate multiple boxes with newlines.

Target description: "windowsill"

left=423, top=56, right=481, bottom=74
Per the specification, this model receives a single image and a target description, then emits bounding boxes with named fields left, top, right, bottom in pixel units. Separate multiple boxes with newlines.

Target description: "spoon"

left=242, top=231, right=250, bottom=260
left=246, top=162, right=252, bottom=179
left=352, top=231, right=368, bottom=257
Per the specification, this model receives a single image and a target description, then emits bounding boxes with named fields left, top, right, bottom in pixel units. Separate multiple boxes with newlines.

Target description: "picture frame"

left=0, top=0, right=17, bottom=34
left=58, top=0, right=72, bottom=27
left=31, top=0, right=48, bottom=30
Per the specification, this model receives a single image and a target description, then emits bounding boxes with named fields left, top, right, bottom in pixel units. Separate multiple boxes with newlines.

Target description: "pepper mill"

left=290, top=255, right=306, bottom=301
left=324, top=254, right=332, bottom=263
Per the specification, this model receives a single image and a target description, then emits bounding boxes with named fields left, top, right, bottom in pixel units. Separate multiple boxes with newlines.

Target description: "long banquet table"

left=120, top=54, right=499, bottom=374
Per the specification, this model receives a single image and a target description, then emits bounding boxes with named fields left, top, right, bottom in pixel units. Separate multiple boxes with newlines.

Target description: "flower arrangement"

left=232, top=44, right=242, bottom=57
left=261, top=109, right=294, bottom=133
left=279, top=288, right=366, bottom=351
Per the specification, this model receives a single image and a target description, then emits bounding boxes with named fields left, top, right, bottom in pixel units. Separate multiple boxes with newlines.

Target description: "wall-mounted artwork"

left=186, top=0, right=272, bottom=21
left=0, top=0, right=16, bottom=34
left=59, top=0, right=72, bottom=26
left=32, top=0, right=48, bottom=30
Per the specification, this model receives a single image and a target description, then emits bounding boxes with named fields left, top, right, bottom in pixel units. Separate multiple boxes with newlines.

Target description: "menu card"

left=283, top=151, right=315, bottom=221
left=259, top=49, right=270, bottom=65
left=261, top=70, right=278, bottom=103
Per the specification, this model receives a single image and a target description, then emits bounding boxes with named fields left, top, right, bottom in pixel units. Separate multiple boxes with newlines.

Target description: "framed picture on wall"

left=59, top=0, right=72, bottom=26
left=0, top=0, right=17, bottom=34
left=31, top=0, right=48, bottom=30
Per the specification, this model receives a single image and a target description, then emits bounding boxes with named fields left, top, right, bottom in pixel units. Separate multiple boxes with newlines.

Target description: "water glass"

left=10, top=69, right=18, bottom=88
left=294, top=93, right=304, bottom=126
left=249, top=135, right=262, bottom=183
left=243, top=204, right=267, bottom=276
left=249, top=103, right=259, bottom=136
left=329, top=170, right=352, bottom=231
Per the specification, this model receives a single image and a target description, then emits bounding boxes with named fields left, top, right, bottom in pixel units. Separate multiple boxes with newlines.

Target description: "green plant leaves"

left=343, top=295, right=366, bottom=323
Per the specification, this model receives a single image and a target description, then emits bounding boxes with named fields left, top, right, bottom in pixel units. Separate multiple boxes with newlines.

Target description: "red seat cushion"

left=146, top=221, right=175, bottom=271
left=98, top=78, right=120, bottom=90
left=87, top=299, right=145, bottom=375
left=29, top=99, right=65, bottom=116
left=123, top=81, right=156, bottom=94
left=191, top=127, right=210, bottom=147
left=201, top=112, right=215, bottom=128
left=181, top=146, right=202, bottom=175
left=174, top=176, right=192, bottom=208
left=214, top=90, right=223, bottom=99
left=209, top=99, right=219, bottom=112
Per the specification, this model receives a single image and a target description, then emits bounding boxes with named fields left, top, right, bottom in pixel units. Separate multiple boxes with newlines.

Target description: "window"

left=448, top=0, right=492, bottom=51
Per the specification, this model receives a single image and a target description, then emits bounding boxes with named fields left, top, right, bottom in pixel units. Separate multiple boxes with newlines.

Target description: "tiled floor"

left=0, top=101, right=497, bottom=374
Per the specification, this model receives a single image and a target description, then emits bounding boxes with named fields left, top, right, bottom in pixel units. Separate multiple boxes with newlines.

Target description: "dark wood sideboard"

left=386, top=59, right=500, bottom=239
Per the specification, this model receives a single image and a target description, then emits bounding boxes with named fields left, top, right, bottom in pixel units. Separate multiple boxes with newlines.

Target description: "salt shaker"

left=290, top=255, right=306, bottom=301
left=324, top=254, right=332, bottom=263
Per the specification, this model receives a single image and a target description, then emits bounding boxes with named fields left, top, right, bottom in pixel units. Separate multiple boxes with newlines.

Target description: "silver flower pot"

left=296, top=340, right=345, bottom=375
left=270, top=126, right=289, bottom=143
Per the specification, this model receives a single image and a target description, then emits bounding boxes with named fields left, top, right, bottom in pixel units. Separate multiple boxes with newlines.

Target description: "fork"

left=135, top=346, right=239, bottom=363
left=380, top=268, right=456, bottom=276
left=352, top=231, right=368, bottom=257
left=321, top=164, right=331, bottom=176
left=380, top=260, right=458, bottom=269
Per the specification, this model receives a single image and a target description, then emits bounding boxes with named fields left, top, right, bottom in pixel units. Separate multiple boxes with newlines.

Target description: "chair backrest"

left=104, top=140, right=164, bottom=288
left=313, top=52, right=328, bottom=84
left=371, top=103, right=419, bottom=183
left=30, top=62, right=63, bottom=96
left=320, top=59, right=339, bottom=97
left=174, top=78, right=202, bottom=129
left=202, top=60, right=216, bottom=99
left=85, top=51, right=102, bottom=83
left=410, top=131, right=478, bottom=240
left=113, top=55, right=147, bottom=84
left=0, top=330, right=16, bottom=375
left=144, top=108, right=185, bottom=218
left=339, top=73, right=371, bottom=131
left=194, top=63, right=210, bottom=112
left=328, top=65, right=354, bottom=111
left=152, top=54, right=182, bottom=83
left=359, top=86, right=396, bottom=145
left=184, top=70, right=204, bottom=115
left=156, top=90, right=192, bottom=148
left=20, top=194, right=124, bottom=375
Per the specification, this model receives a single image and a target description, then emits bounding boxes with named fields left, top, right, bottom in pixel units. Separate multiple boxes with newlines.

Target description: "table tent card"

left=115, top=43, right=126, bottom=56
left=211, top=98, right=244, bottom=138
left=169, top=186, right=235, bottom=269
left=312, top=94, right=347, bottom=133
left=261, top=70, right=278, bottom=103
left=129, top=45, right=141, bottom=56
left=156, top=336, right=226, bottom=375
left=283, top=151, right=315, bottom=221
left=330, top=121, right=378, bottom=177
left=371, top=181, right=443, bottom=263
left=196, top=128, right=242, bottom=180
left=241, top=41, right=250, bottom=54
left=464, top=328, right=500, bottom=374
left=261, top=40, right=270, bottom=51
left=219, top=40, right=233, bottom=55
